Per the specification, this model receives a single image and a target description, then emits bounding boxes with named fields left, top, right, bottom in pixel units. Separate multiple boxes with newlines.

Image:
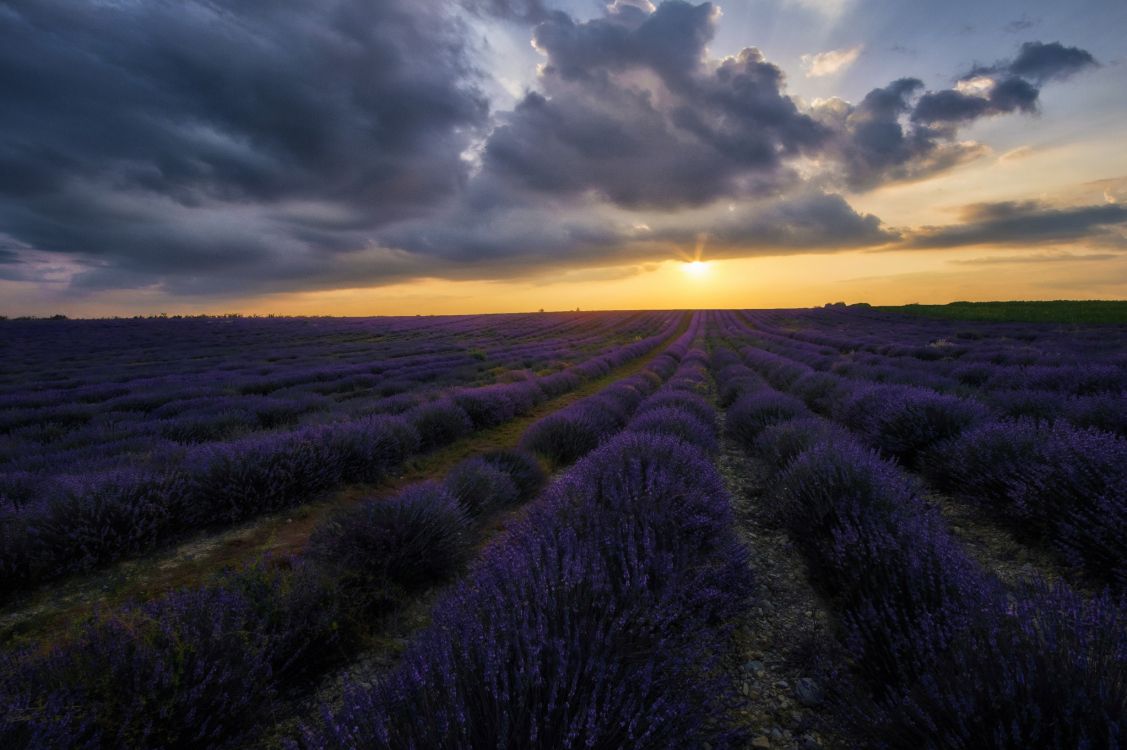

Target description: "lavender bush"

left=0, top=587, right=275, bottom=748
left=306, top=482, right=471, bottom=617
left=297, top=432, right=753, bottom=749
left=925, top=419, right=1127, bottom=587
left=443, top=457, right=520, bottom=517
left=836, top=385, right=990, bottom=465
left=725, top=392, right=808, bottom=448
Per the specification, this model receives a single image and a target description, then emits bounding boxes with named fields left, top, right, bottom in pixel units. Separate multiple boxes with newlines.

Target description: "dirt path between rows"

left=715, top=419, right=856, bottom=750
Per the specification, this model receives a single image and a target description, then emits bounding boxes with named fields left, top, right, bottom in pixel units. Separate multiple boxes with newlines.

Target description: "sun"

left=682, top=260, right=709, bottom=278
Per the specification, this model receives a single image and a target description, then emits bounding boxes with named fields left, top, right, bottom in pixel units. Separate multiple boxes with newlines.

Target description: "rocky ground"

left=926, top=490, right=1098, bottom=595
left=716, top=431, right=857, bottom=750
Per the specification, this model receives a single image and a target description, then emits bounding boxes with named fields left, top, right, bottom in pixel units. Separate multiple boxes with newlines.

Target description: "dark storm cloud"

left=814, top=41, right=1095, bottom=189
left=0, top=0, right=1105, bottom=299
left=911, top=77, right=1039, bottom=123
left=666, top=191, right=897, bottom=252
left=0, top=1, right=486, bottom=211
left=481, top=1, right=826, bottom=208
left=532, top=1, right=716, bottom=83
left=904, top=201, right=1127, bottom=248
left=380, top=188, right=895, bottom=270
left=952, top=43, right=1097, bottom=95
left=0, top=0, right=487, bottom=287
left=812, top=78, right=986, bottom=190
left=1006, top=41, right=1098, bottom=82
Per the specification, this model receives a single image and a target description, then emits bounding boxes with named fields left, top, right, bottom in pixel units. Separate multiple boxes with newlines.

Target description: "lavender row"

left=747, top=306, right=1127, bottom=371
left=0, top=312, right=654, bottom=415
left=0, top=315, right=685, bottom=599
left=518, top=312, right=706, bottom=467
left=297, top=383, right=748, bottom=747
left=0, top=318, right=704, bottom=746
left=0, top=312, right=652, bottom=400
left=0, top=447, right=546, bottom=749
left=0, top=312, right=676, bottom=481
left=715, top=348, right=1126, bottom=748
left=715, top=312, right=1127, bottom=590
left=736, top=309, right=1126, bottom=433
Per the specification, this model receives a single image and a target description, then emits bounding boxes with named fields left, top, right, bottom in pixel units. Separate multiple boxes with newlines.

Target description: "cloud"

left=903, top=200, right=1127, bottom=249
left=997, top=145, right=1036, bottom=163
left=911, top=77, right=1039, bottom=123
left=950, top=251, right=1118, bottom=265
left=0, top=0, right=487, bottom=290
left=0, top=0, right=1104, bottom=300
left=1007, top=41, right=1098, bottom=82
left=810, top=79, right=987, bottom=190
left=801, top=45, right=864, bottom=77
left=808, top=40, right=1096, bottom=190
left=961, top=41, right=1098, bottom=85
left=685, top=191, right=897, bottom=252
left=481, top=2, right=826, bottom=208
left=379, top=187, right=896, bottom=271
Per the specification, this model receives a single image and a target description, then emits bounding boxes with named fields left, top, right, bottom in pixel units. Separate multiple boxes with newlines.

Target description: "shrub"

left=789, top=372, right=852, bottom=415
left=634, top=391, right=717, bottom=431
left=586, top=387, right=639, bottom=423
left=925, top=420, right=1127, bottom=587
left=502, top=381, right=545, bottom=415
left=1064, top=393, right=1127, bottom=436
left=0, top=519, right=35, bottom=599
left=452, top=387, right=516, bottom=428
left=921, top=419, right=1043, bottom=512
left=221, top=559, right=344, bottom=685
left=717, top=374, right=765, bottom=407
left=771, top=440, right=923, bottom=579
left=626, top=407, right=718, bottom=454
left=0, top=587, right=274, bottom=748
left=982, top=388, right=1061, bottom=421
left=725, top=392, right=807, bottom=448
left=752, top=417, right=849, bottom=476
left=0, top=472, right=40, bottom=513
left=306, top=482, right=471, bottom=616
left=28, top=469, right=187, bottom=577
left=158, top=411, right=256, bottom=444
left=408, top=400, right=473, bottom=450
left=329, top=416, right=420, bottom=483
left=186, top=430, right=341, bottom=525
left=520, top=403, right=620, bottom=468
left=478, top=449, right=546, bottom=500
left=837, top=385, right=990, bottom=466
left=853, top=582, right=1127, bottom=749
left=740, top=349, right=810, bottom=388
left=537, top=370, right=581, bottom=397
left=297, top=433, right=752, bottom=749
left=767, top=436, right=1127, bottom=748
left=443, top=458, right=519, bottom=517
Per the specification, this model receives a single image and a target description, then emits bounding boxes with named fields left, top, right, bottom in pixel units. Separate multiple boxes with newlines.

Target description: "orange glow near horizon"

left=0, top=144, right=1123, bottom=320
left=7, top=246, right=1124, bottom=319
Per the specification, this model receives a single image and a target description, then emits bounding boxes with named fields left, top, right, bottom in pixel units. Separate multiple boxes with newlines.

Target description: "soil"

left=716, top=420, right=858, bottom=750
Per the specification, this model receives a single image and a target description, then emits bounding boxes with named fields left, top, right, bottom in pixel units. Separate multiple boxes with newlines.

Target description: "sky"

left=1, top=0, right=1125, bottom=316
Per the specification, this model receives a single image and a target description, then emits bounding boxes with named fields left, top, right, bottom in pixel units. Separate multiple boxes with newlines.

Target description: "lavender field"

left=1, top=308, right=1125, bottom=749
